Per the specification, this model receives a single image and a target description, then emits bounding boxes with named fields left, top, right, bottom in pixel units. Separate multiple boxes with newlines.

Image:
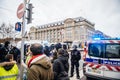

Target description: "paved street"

left=70, top=69, right=86, bottom=80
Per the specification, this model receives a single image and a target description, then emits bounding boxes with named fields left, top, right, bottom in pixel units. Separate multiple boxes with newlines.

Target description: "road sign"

left=15, top=22, right=21, bottom=31
left=17, top=3, right=25, bottom=19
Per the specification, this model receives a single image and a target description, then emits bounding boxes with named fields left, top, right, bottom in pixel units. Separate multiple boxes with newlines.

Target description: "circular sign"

left=15, top=22, right=21, bottom=31
left=17, top=3, right=25, bottom=19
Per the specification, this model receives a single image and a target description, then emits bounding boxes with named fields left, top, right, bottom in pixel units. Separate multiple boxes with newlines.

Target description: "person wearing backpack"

left=70, top=45, right=81, bottom=79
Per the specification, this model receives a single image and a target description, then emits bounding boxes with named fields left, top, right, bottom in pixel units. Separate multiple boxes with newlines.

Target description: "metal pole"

left=20, top=0, right=26, bottom=80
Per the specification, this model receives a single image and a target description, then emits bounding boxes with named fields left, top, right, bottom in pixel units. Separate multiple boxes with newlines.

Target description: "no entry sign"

left=17, top=3, right=25, bottom=19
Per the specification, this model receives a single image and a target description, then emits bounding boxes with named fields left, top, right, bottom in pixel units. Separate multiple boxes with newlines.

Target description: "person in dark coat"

left=9, top=45, right=21, bottom=62
left=51, top=43, right=62, bottom=63
left=55, top=43, right=62, bottom=51
left=70, top=45, right=81, bottom=79
left=0, top=41, right=11, bottom=62
left=53, top=48, right=69, bottom=80
left=62, top=44, right=69, bottom=73
left=44, top=45, right=50, bottom=57
left=4, top=41, right=11, bottom=54
left=0, top=43, right=4, bottom=62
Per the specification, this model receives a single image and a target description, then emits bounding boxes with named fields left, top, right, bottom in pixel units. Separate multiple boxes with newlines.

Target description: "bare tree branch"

left=0, top=23, right=21, bottom=39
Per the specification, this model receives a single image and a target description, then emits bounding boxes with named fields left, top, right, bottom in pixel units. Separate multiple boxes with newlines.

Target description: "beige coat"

left=27, top=54, right=54, bottom=80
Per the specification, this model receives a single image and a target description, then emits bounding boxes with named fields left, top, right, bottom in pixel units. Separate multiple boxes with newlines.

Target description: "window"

left=105, top=44, right=120, bottom=58
left=66, top=27, right=72, bottom=39
left=88, top=43, right=103, bottom=57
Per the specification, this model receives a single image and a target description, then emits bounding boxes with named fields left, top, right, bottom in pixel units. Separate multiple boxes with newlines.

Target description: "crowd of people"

left=0, top=41, right=81, bottom=80
left=0, top=41, right=20, bottom=80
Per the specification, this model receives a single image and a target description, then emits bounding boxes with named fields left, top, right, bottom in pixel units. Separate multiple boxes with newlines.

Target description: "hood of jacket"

left=28, top=54, right=52, bottom=69
left=0, top=61, right=16, bottom=71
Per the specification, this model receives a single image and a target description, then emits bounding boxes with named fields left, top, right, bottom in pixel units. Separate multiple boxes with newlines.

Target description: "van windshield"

left=88, top=43, right=120, bottom=59
left=105, top=44, right=120, bottom=58
left=88, top=43, right=103, bottom=57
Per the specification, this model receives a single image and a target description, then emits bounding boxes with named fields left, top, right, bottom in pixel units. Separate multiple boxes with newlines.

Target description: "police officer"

left=70, top=45, right=81, bottom=79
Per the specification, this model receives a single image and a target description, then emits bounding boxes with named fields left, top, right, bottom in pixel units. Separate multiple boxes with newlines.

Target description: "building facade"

left=29, top=17, right=95, bottom=43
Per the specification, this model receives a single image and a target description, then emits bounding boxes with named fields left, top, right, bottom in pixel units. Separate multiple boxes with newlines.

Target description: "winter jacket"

left=0, top=47, right=9, bottom=62
left=53, top=55, right=69, bottom=80
left=51, top=50, right=58, bottom=63
left=0, top=61, right=19, bottom=80
left=71, top=49, right=81, bottom=63
left=62, top=50, right=69, bottom=73
left=27, top=54, right=54, bottom=80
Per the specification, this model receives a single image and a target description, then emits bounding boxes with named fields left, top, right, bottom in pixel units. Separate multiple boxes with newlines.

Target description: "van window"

left=88, top=43, right=103, bottom=57
left=105, top=44, right=120, bottom=58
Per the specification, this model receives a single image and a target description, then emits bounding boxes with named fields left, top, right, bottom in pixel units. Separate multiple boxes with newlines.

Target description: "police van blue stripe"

left=86, top=58, right=120, bottom=66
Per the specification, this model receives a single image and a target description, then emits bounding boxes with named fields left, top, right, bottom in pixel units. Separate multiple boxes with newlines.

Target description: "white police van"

left=83, top=38, right=120, bottom=80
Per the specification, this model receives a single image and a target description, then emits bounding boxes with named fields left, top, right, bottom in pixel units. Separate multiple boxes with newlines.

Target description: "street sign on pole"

left=19, top=2, right=26, bottom=80
left=17, top=3, right=25, bottom=19
left=15, top=22, right=21, bottom=31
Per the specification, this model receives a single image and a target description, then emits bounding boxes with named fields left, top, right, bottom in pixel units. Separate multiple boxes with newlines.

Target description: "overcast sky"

left=0, top=0, right=120, bottom=37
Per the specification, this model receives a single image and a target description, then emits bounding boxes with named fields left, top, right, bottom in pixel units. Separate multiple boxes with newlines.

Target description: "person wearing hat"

left=70, top=45, right=81, bottom=79
left=51, top=43, right=62, bottom=63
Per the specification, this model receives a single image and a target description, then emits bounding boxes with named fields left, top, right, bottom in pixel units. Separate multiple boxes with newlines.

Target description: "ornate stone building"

left=28, top=17, right=95, bottom=43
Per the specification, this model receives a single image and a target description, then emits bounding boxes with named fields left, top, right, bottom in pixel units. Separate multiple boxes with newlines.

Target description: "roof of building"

left=37, top=16, right=95, bottom=29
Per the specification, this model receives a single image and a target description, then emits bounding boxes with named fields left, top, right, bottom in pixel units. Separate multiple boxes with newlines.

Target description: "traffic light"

left=26, top=3, right=33, bottom=24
